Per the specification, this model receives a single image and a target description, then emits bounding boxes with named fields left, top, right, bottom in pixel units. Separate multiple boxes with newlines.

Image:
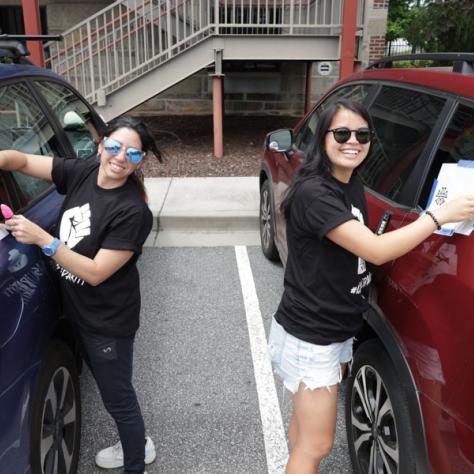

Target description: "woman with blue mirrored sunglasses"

left=0, top=116, right=163, bottom=473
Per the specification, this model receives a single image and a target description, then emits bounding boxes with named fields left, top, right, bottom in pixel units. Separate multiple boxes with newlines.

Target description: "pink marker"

left=1, top=204, right=14, bottom=219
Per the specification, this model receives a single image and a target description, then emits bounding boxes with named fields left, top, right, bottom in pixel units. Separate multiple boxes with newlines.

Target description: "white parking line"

left=234, top=245, right=288, bottom=474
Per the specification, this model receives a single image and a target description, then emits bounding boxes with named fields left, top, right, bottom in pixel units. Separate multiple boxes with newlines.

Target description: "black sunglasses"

left=327, top=127, right=373, bottom=144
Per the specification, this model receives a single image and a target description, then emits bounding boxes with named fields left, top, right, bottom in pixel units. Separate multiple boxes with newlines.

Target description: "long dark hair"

left=102, top=116, right=162, bottom=202
left=281, top=99, right=374, bottom=218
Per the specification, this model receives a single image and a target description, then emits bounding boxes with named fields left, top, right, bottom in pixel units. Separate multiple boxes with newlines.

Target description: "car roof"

left=0, top=62, right=64, bottom=82
left=338, top=67, right=474, bottom=100
left=0, top=34, right=65, bottom=82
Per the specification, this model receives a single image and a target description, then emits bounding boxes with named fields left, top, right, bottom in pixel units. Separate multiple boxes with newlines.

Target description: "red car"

left=259, top=53, right=474, bottom=474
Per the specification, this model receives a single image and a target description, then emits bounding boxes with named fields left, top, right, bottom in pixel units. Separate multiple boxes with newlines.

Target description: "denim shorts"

left=268, top=315, right=353, bottom=394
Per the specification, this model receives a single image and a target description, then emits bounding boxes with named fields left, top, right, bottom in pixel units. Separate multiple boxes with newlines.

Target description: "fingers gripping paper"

left=425, top=161, right=474, bottom=236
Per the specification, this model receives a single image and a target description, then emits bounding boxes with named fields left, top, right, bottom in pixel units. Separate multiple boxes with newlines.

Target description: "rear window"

left=294, top=84, right=375, bottom=152
left=0, top=81, right=59, bottom=206
left=34, top=80, right=99, bottom=160
left=418, top=101, right=474, bottom=208
left=360, top=86, right=446, bottom=205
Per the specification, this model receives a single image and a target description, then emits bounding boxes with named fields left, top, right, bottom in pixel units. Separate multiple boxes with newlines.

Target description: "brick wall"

left=369, top=35, right=387, bottom=64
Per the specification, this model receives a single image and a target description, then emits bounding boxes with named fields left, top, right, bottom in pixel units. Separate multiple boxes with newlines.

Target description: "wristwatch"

left=41, top=238, right=62, bottom=257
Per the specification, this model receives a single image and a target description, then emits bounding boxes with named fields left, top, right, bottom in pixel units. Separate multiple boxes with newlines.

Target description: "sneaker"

left=95, top=436, right=156, bottom=468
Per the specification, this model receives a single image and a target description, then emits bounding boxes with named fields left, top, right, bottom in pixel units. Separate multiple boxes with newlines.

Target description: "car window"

left=360, top=86, right=446, bottom=205
left=0, top=82, right=59, bottom=205
left=34, top=80, right=99, bottom=160
left=0, top=176, right=9, bottom=207
left=294, top=84, right=375, bottom=152
left=418, top=102, right=474, bottom=208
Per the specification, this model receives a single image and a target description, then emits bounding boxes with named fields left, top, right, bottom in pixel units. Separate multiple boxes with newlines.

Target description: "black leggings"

left=77, top=327, right=145, bottom=474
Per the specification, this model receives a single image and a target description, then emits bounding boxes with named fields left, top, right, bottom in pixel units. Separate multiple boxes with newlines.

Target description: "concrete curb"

left=144, top=176, right=261, bottom=246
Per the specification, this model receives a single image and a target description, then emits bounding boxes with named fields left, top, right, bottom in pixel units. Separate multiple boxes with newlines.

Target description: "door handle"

left=375, top=211, right=392, bottom=235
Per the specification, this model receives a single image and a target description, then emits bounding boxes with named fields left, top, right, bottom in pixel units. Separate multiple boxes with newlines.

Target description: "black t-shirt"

left=275, top=174, right=372, bottom=345
left=51, top=157, right=152, bottom=336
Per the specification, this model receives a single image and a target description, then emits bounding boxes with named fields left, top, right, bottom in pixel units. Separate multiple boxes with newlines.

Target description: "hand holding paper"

left=425, top=162, right=474, bottom=236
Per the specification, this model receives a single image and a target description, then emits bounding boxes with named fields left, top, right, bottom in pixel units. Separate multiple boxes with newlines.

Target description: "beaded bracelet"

left=425, top=210, right=441, bottom=230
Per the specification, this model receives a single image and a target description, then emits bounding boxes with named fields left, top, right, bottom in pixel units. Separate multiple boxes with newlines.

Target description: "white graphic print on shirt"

left=351, top=204, right=366, bottom=274
left=59, top=203, right=91, bottom=248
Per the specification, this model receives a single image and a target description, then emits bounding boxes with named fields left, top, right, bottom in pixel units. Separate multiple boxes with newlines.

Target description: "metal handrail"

left=45, top=0, right=365, bottom=104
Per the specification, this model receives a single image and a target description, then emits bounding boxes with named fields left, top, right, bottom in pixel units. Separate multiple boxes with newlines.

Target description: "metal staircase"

left=45, top=0, right=365, bottom=121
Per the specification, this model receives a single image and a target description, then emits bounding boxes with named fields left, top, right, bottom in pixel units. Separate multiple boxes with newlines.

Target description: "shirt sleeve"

left=52, top=156, right=86, bottom=195
left=101, top=204, right=153, bottom=253
left=298, top=181, right=355, bottom=240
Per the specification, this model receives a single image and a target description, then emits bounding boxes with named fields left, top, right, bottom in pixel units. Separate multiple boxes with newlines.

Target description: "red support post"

left=304, top=62, right=313, bottom=114
left=212, top=75, right=224, bottom=159
left=339, top=0, right=358, bottom=80
left=21, top=0, right=44, bottom=67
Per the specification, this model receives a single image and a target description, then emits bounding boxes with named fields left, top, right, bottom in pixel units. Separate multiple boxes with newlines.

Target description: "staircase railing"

left=45, top=0, right=364, bottom=106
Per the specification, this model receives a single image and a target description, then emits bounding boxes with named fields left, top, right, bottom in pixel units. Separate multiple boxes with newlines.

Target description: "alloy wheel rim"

left=260, top=188, right=272, bottom=249
left=351, top=365, right=399, bottom=474
left=40, top=367, right=78, bottom=474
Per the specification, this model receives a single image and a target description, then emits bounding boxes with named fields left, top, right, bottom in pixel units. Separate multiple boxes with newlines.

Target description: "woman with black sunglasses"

left=0, top=116, right=161, bottom=474
left=268, top=99, right=474, bottom=474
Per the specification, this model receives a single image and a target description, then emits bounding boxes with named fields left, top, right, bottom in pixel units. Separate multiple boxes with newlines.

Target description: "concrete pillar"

left=212, top=75, right=224, bottom=159
left=21, top=0, right=44, bottom=67
left=211, top=49, right=224, bottom=159
left=339, top=0, right=358, bottom=79
left=304, top=62, right=313, bottom=114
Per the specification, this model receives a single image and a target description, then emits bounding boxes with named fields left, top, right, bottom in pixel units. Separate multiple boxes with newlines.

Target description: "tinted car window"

left=418, top=102, right=474, bottom=208
left=294, top=84, right=375, bottom=152
left=360, top=86, right=446, bottom=205
left=0, top=82, right=59, bottom=205
left=34, top=80, right=99, bottom=159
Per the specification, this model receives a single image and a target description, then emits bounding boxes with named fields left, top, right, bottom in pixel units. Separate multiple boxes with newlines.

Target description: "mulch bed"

left=141, top=115, right=298, bottom=177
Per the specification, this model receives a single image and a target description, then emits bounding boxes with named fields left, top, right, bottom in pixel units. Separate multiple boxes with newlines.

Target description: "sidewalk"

left=144, top=177, right=261, bottom=247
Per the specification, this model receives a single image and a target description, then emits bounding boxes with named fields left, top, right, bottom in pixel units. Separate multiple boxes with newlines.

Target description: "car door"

left=361, top=86, right=474, bottom=472
left=0, top=79, right=66, bottom=470
left=0, top=73, right=102, bottom=471
left=399, top=100, right=474, bottom=472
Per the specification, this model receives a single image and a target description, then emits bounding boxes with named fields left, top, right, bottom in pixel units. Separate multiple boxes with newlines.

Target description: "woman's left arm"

left=327, top=194, right=474, bottom=265
left=1, top=214, right=133, bottom=286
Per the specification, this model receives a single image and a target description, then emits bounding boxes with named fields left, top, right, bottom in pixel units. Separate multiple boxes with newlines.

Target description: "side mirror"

left=267, top=129, right=293, bottom=153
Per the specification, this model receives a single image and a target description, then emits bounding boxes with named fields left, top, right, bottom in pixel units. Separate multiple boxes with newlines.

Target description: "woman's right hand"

left=432, top=194, right=474, bottom=226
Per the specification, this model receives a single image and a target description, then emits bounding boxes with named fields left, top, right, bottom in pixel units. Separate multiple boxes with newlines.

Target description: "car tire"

left=345, top=339, right=417, bottom=474
left=30, top=341, right=81, bottom=474
left=260, top=180, right=280, bottom=261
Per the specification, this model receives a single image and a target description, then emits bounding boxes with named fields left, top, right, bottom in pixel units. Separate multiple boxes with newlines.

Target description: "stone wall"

left=1, top=0, right=110, bottom=34
left=134, top=61, right=341, bottom=117
left=45, top=2, right=110, bottom=35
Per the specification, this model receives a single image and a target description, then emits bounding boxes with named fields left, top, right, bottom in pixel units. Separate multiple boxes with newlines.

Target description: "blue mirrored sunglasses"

left=103, top=136, right=145, bottom=164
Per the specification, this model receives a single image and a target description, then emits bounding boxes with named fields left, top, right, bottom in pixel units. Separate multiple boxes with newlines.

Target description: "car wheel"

left=31, top=341, right=81, bottom=474
left=260, top=180, right=280, bottom=261
left=346, top=340, right=417, bottom=474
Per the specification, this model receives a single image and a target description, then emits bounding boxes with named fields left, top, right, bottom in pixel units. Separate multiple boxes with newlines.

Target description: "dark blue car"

left=0, top=37, right=104, bottom=474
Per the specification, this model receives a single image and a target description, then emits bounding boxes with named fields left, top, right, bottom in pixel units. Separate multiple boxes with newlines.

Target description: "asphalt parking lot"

left=78, top=246, right=352, bottom=474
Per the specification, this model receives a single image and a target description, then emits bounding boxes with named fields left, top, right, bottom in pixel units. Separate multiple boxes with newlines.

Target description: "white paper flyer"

left=425, top=161, right=474, bottom=236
